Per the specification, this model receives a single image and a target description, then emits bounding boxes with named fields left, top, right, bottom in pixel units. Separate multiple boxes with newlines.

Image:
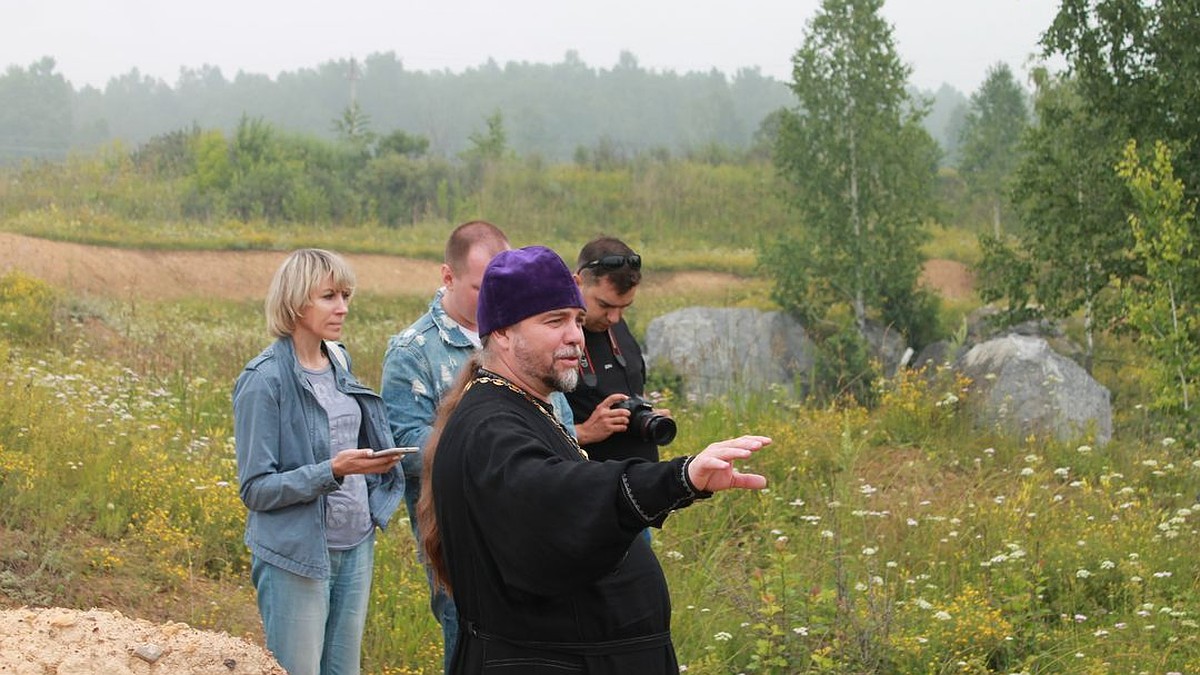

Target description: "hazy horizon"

left=5, top=0, right=1063, bottom=96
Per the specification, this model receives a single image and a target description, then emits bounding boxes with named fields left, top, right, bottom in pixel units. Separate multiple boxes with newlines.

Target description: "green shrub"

left=0, top=271, right=59, bottom=345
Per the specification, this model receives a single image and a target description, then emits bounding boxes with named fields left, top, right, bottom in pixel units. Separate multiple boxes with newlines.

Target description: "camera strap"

left=579, top=328, right=626, bottom=388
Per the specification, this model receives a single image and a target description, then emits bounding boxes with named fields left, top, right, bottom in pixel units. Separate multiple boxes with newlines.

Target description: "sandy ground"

left=0, top=607, right=283, bottom=674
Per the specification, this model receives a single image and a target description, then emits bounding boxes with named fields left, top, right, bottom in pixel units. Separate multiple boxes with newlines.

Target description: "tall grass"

left=3, top=267, right=1200, bottom=673
left=921, top=222, right=983, bottom=266
left=1, top=153, right=779, bottom=277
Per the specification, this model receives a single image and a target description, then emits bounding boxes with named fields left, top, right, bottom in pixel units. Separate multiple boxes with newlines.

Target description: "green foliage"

left=2, top=108, right=797, bottom=244
left=5, top=51, right=795, bottom=165
left=762, top=0, right=941, bottom=390
left=460, top=156, right=789, bottom=258
left=980, top=69, right=1136, bottom=362
left=362, top=153, right=454, bottom=227
left=975, top=231, right=1038, bottom=324
left=920, top=221, right=982, bottom=266
left=222, top=117, right=363, bottom=223
left=4, top=17, right=1200, bottom=663
left=332, top=101, right=375, bottom=152
left=880, top=283, right=940, bottom=352
left=191, top=129, right=232, bottom=193
left=132, top=125, right=201, bottom=177
left=0, top=57, right=72, bottom=165
left=767, top=0, right=939, bottom=338
left=1042, top=0, right=1200, bottom=192
left=929, top=86, right=970, bottom=168
left=376, top=129, right=430, bottom=158
left=956, top=62, right=1029, bottom=236
left=809, top=309, right=879, bottom=405
left=759, top=233, right=820, bottom=327
left=0, top=47, right=995, bottom=179
left=573, top=136, right=642, bottom=171
left=643, top=360, right=684, bottom=405
left=463, top=109, right=510, bottom=163
left=987, top=0, right=1200, bottom=367
left=1115, top=140, right=1200, bottom=425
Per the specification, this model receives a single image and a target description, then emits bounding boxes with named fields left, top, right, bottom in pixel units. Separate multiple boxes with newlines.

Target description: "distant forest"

left=1, top=50, right=975, bottom=166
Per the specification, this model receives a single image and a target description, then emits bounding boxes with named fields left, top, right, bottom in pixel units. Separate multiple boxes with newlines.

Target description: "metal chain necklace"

left=468, top=370, right=589, bottom=460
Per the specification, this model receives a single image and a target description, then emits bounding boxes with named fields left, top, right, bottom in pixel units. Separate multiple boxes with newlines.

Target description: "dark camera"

left=613, top=396, right=676, bottom=446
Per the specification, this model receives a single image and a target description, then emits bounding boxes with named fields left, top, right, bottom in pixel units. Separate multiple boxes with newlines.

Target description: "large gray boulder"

left=644, top=307, right=815, bottom=400
left=957, top=335, right=1112, bottom=445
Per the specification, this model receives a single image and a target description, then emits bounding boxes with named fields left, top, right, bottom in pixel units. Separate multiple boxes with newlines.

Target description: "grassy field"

left=0, top=154, right=788, bottom=277
left=4, top=131, right=1197, bottom=673
left=2, top=247, right=1198, bottom=674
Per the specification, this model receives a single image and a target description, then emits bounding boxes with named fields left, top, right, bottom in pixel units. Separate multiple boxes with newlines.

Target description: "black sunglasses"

left=579, top=254, right=642, bottom=272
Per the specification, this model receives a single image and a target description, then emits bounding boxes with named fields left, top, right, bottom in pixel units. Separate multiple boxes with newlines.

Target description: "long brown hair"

left=416, top=351, right=484, bottom=594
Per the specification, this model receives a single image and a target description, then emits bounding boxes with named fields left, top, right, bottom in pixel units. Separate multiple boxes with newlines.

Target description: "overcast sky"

left=4, top=0, right=1062, bottom=94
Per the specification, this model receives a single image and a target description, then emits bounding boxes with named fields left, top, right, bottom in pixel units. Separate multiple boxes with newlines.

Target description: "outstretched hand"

left=686, top=435, right=771, bottom=493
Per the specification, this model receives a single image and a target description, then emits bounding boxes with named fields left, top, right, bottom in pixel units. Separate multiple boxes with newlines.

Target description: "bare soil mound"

left=920, top=258, right=975, bottom=301
left=0, top=606, right=283, bottom=674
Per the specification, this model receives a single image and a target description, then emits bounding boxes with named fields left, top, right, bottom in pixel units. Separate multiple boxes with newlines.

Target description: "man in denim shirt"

left=380, top=221, right=573, bottom=672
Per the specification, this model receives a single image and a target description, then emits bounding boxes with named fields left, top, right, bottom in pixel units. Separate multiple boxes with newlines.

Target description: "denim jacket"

left=233, top=336, right=404, bottom=579
left=381, top=289, right=574, bottom=483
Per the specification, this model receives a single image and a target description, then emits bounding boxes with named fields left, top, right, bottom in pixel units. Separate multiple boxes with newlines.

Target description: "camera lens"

left=615, top=397, right=677, bottom=446
left=640, top=413, right=676, bottom=446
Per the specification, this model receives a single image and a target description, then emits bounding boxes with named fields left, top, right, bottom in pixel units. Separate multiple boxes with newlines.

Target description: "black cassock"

left=432, top=372, right=707, bottom=674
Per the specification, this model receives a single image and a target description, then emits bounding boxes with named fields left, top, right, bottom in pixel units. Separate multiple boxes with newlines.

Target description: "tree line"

left=0, top=49, right=983, bottom=168
left=1, top=51, right=794, bottom=165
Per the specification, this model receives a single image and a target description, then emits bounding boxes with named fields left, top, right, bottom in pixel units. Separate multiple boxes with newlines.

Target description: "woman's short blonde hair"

left=265, top=249, right=356, bottom=338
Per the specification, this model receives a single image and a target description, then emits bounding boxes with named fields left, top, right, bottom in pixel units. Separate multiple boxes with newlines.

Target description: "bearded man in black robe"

left=417, top=245, right=771, bottom=674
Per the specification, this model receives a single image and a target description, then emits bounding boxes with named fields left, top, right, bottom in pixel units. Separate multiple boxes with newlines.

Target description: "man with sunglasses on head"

left=568, top=236, right=671, bottom=465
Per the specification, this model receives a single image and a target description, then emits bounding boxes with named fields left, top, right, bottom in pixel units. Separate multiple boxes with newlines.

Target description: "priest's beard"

left=553, top=354, right=581, bottom=392
left=513, top=334, right=582, bottom=393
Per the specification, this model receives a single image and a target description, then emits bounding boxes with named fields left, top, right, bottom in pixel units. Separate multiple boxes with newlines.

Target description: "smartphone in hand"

left=368, top=447, right=419, bottom=458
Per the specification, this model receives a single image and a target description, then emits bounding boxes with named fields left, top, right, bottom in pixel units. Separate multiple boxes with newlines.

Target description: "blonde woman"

left=233, top=248, right=404, bottom=675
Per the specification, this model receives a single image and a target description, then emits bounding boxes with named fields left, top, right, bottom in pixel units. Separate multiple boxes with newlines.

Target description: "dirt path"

left=0, top=232, right=973, bottom=303
left=0, top=232, right=443, bottom=302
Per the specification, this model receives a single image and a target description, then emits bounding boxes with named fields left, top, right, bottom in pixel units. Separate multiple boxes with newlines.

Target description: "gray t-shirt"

left=304, top=365, right=373, bottom=550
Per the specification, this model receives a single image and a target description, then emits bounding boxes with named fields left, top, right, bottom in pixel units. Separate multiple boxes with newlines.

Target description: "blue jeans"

left=405, top=481, right=458, bottom=673
left=252, top=535, right=375, bottom=675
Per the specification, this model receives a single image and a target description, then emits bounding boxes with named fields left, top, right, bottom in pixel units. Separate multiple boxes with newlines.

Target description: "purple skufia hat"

left=476, top=245, right=585, bottom=336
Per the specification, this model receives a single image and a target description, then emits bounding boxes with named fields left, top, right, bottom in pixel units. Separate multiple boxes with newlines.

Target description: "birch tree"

left=957, top=63, right=1029, bottom=237
left=1116, top=140, right=1199, bottom=417
left=763, top=0, right=938, bottom=342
